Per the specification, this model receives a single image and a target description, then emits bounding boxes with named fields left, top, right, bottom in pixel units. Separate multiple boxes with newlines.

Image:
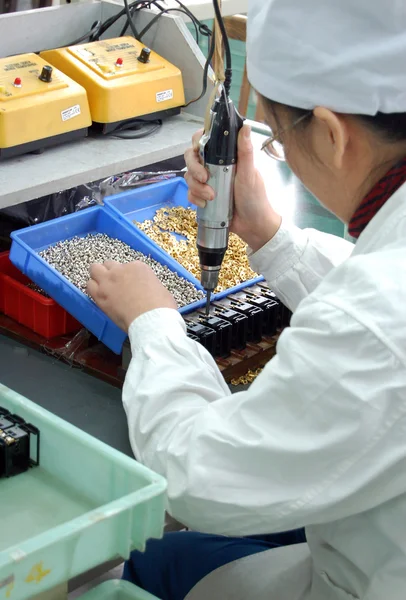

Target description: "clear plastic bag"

left=41, top=328, right=91, bottom=366
left=0, top=156, right=186, bottom=251
left=96, top=170, right=185, bottom=203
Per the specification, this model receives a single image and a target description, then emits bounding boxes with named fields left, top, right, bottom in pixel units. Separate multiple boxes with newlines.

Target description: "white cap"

left=246, top=0, right=406, bottom=115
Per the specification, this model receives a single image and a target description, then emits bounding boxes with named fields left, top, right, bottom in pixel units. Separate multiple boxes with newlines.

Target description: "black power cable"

left=101, top=1, right=210, bottom=45
left=67, top=20, right=102, bottom=46
left=133, top=1, right=210, bottom=44
left=123, top=0, right=140, bottom=40
left=89, top=1, right=154, bottom=40
left=119, top=2, right=157, bottom=38
left=137, top=8, right=201, bottom=42
left=120, top=4, right=138, bottom=37
left=111, top=119, right=162, bottom=139
left=65, top=1, right=212, bottom=62
left=184, top=25, right=215, bottom=108
left=66, top=2, right=211, bottom=46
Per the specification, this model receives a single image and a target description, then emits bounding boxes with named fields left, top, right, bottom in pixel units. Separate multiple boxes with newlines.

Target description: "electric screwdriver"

left=197, top=89, right=244, bottom=314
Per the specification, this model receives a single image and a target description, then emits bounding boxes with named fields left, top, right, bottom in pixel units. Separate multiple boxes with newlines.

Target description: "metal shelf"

left=0, top=113, right=203, bottom=208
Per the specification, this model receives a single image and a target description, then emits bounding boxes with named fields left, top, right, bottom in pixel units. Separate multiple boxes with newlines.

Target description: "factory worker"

left=87, top=0, right=406, bottom=598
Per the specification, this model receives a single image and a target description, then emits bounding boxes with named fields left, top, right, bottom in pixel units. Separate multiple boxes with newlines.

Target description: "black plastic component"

left=0, top=406, right=40, bottom=478
left=185, top=320, right=216, bottom=355
left=9, top=414, right=25, bottom=425
left=236, top=290, right=279, bottom=336
left=253, top=284, right=281, bottom=326
left=257, top=283, right=292, bottom=328
left=196, top=313, right=232, bottom=358
left=0, top=415, right=14, bottom=431
left=249, top=284, right=276, bottom=301
left=0, top=425, right=30, bottom=477
left=213, top=298, right=263, bottom=343
left=39, top=65, right=53, bottom=82
left=187, top=333, right=200, bottom=343
left=202, top=93, right=244, bottom=166
left=281, top=307, right=292, bottom=328
left=211, top=306, right=248, bottom=350
left=138, top=47, right=151, bottom=63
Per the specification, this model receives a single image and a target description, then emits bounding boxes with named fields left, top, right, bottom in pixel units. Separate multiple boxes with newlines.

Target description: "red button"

left=14, top=77, right=22, bottom=86
left=116, top=58, right=123, bottom=66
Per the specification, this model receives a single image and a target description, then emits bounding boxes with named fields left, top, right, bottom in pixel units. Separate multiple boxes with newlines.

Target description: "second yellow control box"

left=41, top=37, right=186, bottom=133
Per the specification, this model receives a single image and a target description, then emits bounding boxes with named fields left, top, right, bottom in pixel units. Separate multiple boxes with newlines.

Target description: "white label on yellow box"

left=61, top=104, right=81, bottom=121
left=156, top=89, right=173, bottom=103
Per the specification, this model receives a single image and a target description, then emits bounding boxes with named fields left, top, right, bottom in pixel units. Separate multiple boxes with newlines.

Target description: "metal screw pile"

left=39, top=233, right=204, bottom=307
left=136, top=206, right=258, bottom=292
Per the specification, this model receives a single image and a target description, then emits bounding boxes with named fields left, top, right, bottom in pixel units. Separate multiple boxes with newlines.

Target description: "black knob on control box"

left=138, top=47, right=151, bottom=64
left=39, top=65, right=53, bottom=83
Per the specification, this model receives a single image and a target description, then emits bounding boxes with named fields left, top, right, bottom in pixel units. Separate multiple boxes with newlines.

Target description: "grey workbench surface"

left=0, top=113, right=203, bottom=209
left=0, top=334, right=132, bottom=454
left=0, top=334, right=248, bottom=456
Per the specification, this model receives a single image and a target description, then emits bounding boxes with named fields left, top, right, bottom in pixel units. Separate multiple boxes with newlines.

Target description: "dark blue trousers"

left=123, top=529, right=307, bottom=600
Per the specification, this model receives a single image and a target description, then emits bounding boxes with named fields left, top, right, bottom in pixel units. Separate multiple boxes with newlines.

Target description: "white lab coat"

left=123, top=182, right=406, bottom=600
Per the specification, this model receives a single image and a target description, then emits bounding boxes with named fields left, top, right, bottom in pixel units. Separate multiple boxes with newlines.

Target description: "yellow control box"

left=0, top=53, right=91, bottom=160
left=41, top=37, right=186, bottom=133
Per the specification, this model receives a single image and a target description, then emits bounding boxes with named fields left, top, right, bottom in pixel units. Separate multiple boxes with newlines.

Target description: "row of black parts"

left=249, top=284, right=292, bottom=330
left=185, top=282, right=292, bottom=358
left=0, top=407, right=40, bottom=478
left=185, top=316, right=230, bottom=358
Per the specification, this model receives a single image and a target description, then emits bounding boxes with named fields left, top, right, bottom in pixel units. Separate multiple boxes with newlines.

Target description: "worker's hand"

left=87, top=261, right=177, bottom=332
left=184, top=124, right=282, bottom=252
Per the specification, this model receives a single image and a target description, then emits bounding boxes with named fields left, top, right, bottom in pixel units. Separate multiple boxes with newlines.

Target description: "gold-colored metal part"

left=135, top=206, right=258, bottom=293
left=231, top=367, right=263, bottom=386
left=0, top=430, right=15, bottom=445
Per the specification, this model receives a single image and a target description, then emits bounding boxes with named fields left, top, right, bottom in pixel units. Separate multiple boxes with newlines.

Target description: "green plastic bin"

left=79, top=580, right=160, bottom=599
left=0, top=384, right=167, bottom=600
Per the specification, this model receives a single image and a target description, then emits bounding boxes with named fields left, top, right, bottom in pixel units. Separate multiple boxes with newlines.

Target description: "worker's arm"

left=123, top=285, right=402, bottom=535
left=249, top=220, right=354, bottom=311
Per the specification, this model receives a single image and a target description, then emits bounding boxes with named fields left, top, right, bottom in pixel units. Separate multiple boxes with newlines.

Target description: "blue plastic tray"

left=10, top=206, right=206, bottom=354
left=104, top=178, right=264, bottom=300
left=105, top=178, right=192, bottom=244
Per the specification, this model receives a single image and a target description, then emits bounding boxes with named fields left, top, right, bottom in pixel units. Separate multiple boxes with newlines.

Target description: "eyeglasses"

left=261, top=112, right=312, bottom=162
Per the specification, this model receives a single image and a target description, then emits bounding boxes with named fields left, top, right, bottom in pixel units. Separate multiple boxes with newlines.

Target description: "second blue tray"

left=104, top=178, right=264, bottom=299
left=105, top=178, right=192, bottom=243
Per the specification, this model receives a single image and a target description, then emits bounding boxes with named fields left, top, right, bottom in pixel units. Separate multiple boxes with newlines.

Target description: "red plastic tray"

left=0, top=251, right=80, bottom=339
